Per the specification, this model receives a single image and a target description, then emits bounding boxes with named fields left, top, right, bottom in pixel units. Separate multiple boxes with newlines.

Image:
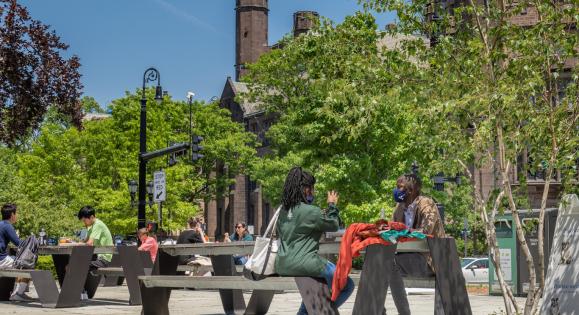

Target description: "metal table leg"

left=296, top=277, right=339, bottom=315
left=212, top=255, right=246, bottom=315
left=427, top=238, right=472, bottom=315
left=30, top=270, right=60, bottom=307
left=118, top=246, right=147, bottom=305
left=352, top=243, right=397, bottom=315
left=140, top=248, right=179, bottom=315
left=244, top=289, right=276, bottom=315
left=54, top=246, right=95, bottom=308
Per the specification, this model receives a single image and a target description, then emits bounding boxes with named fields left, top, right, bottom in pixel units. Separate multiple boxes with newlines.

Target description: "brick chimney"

left=293, top=11, right=319, bottom=37
left=235, top=0, right=269, bottom=81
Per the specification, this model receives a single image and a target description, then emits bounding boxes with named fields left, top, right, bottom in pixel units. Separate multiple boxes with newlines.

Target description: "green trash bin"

left=489, top=215, right=518, bottom=295
left=489, top=208, right=558, bottom=296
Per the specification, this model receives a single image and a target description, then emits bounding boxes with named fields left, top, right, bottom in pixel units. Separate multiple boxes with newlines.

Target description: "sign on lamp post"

left=153, top=170, right=166, bottom=202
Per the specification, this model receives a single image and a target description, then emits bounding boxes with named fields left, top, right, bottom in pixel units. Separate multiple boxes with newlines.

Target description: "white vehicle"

left=461, top=257, right=489, bottom=283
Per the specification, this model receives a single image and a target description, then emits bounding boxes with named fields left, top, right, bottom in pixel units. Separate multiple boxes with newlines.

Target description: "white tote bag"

left=244, top=206, right=281, bottom=278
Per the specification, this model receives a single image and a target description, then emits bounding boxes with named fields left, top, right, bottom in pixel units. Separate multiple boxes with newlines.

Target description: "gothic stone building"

left=205, top=0, right=318, bottom=238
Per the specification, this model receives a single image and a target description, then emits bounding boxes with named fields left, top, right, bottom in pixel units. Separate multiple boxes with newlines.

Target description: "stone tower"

left=235, top=0, right=269, bottom=80
left=293, top=11, right=319, bottom=37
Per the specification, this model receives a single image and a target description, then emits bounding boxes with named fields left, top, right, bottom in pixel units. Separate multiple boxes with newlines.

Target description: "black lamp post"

left=138, top=67, right=163, bottom=229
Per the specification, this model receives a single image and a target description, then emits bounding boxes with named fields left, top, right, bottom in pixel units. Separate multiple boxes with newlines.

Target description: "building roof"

left=82, top=113, right=111, bottom=121
left=226, top=77, right=264, bottom=118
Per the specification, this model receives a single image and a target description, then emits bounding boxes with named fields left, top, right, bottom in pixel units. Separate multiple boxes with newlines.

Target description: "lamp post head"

left=146, top=181, right=154, bottom=195
left=128, top=179, right=138, bottom=194
left=128, top=179, right=138, bottom=208
left=155, top=85, right=163, bottom=104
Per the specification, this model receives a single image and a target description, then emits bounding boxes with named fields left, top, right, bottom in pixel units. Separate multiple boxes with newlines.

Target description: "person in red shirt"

left=137, top=228, right=158, bottom=262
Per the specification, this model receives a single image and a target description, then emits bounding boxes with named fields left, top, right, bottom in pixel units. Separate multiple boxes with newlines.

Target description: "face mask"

left=306, top=195, right=315, bottom=204
left=393, top=188, right=406, bottom=203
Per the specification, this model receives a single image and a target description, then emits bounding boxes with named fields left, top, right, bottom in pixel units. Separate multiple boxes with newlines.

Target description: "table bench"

left=0, top=246, right=94, bottom=308
left=0, top=269, right=60, bottom=307
left=140, top=238, right=471, bottom=315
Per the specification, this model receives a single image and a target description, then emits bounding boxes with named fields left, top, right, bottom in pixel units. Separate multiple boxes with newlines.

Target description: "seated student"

left=0, top=203, right=32, bottom=301
left=78, top=206, right=114, bottom=269
left=177, top=218, right=205, bottom=265
left=228, top=222, right=253, bottom=265
left=78, top=206, right=114, bottom=300
left=390, top=173, right=446, bottom=314
left=137, top=228, right=159, bottom=262
left=275, top=167, right=354, bottom=315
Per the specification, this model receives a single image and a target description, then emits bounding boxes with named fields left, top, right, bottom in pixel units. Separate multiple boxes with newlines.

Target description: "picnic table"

left=0, top=245, right=152, bottom=308
left=40, top=245, right=153, bottom=306
left=139, top=238, right=471, bottom=315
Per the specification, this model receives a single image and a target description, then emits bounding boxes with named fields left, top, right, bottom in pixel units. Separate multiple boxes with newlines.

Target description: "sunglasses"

left=236, top=226, right=243, bottom=229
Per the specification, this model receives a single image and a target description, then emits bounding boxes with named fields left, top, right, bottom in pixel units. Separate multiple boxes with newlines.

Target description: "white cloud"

left=153, top=0, right=221, bottom=35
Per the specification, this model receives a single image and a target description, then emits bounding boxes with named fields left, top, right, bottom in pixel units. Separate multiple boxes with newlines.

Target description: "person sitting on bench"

left=0, top=203, right=32, bottom=301
left=225, top=221, right=253, bottom=265
left=137, top=228, right=158, bottom=262
left=78, top=206, right=114, bottom=269
left=275, top=167, right=354, bottom=315
left=390, top=173, right=446, bottom=314
left=177, top=217, right=205, bottom=265
left=78, top=206, right=113, bottom=299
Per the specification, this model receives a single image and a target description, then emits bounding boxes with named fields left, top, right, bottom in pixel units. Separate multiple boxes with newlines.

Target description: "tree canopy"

left=244, top=13, right=473, bottom=226
left=0, top=89, right=256, bottom=238
left=0, top=0, right=83, bottom=145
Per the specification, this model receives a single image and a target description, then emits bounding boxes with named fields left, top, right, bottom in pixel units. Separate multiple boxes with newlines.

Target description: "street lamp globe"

left=128, top=179, right=138, bottom=194
left=155, top=85, right=163, bottom=104
left=146, top=181, right=154, bottom=195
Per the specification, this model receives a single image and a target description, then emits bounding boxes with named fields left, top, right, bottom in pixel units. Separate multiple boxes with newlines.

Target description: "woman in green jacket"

left=275, top=167, right=354, bottom=315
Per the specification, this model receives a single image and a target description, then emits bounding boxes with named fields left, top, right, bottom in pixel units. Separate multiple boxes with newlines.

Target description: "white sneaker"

left=81, top=291, right=88, bottom=300
left=9, top=293, right=33, bottom=302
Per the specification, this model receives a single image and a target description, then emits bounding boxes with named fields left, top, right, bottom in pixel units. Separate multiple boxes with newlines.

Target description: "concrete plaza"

left=0, top=285, right=527, bottom=315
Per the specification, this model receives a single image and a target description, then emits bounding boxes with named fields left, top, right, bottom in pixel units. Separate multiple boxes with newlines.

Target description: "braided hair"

left=281, top=167, right=316, bottom=211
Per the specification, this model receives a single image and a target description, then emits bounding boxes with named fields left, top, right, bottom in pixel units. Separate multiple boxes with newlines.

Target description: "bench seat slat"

left=138, top=274, right=436, bottom=290
left=94, top=267, right=124, bottom=276
left=0, top=269, right=33, bottom=278
left=139, top=276, right=299, bottom=290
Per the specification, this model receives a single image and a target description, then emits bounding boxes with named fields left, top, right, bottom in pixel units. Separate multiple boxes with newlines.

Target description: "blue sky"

left=20, top=0, right=395, bottom=107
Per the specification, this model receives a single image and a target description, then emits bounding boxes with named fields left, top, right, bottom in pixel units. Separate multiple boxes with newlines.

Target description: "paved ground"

left=0, top=285, right=526, bottom=315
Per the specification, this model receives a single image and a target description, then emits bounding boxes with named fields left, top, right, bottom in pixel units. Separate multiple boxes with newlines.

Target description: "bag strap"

left=262, top=206, right=282, bottom=238
left=258, top=206, right=282, bottom=276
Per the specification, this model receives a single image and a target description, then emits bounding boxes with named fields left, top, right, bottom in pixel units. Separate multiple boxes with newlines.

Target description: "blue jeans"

left=233, top=255, right=247, bottom=265
left=297, top=261, right=355, bottom=315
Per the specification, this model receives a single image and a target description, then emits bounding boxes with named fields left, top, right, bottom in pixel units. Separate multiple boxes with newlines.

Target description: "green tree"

left=361, top=0, right=578, bottom=313
left=81, top=96, right=105, bottom=114
left=0, top=89, right=257, bottom=238
left=244, top=13, right=474, bottom=228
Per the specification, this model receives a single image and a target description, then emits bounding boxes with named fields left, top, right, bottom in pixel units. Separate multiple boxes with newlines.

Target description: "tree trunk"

left=531, top=148, right=557, bottom=314
left=459, top=160, right=519, bottom=314
left=496, top=125, right=536, bottom=314
left=482, top=203, right=519, bottom=314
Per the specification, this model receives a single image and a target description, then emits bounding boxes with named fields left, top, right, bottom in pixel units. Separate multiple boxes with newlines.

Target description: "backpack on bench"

left=13, top=235, right=39, bottom=269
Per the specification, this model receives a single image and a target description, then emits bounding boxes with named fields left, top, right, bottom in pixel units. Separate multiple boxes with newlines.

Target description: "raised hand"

left=327, top=190, right=339, bottom=205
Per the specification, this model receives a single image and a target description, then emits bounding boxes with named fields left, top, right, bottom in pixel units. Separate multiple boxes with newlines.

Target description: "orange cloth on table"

left=331, top=223, right=391, bottom=302
left=331, top=221, right=419, bottom=302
